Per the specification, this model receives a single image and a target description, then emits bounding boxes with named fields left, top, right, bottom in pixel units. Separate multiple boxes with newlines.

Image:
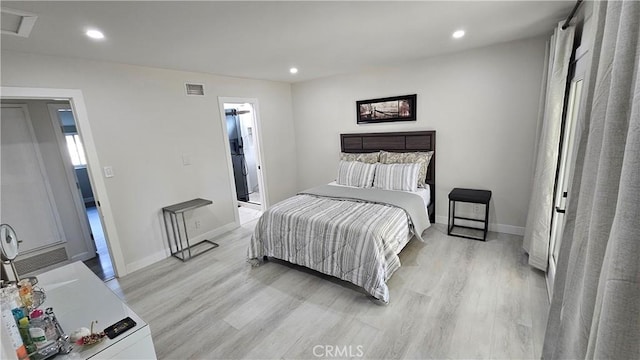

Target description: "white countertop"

left=35, top=262, right=151, bottom=359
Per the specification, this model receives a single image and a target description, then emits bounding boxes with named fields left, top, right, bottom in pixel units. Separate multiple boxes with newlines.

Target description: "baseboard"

left=126, top=249, right=169, bottom=274
left=125, top=221, right=239, bottom=274
left=435, top=215, right=525, bottom=236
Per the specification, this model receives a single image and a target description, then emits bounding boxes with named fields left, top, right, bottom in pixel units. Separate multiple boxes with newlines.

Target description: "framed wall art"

left=356, top=94, right=417, bottom=124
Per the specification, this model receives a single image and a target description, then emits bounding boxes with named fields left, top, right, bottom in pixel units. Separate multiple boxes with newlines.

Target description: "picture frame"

left=356, top=94, right=417, bottom=124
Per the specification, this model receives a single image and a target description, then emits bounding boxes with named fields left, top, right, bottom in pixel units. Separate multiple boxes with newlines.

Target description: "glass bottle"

left=18, top=279, right=34, bottom=310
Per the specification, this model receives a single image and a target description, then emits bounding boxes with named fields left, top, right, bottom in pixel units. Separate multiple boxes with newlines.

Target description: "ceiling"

left=1, top=1, right=575, bottom=83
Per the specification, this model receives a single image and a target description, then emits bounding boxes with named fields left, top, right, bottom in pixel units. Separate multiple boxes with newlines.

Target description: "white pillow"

left=373, top=163, right=420, bottom=192
left=336, top=160, right=377, bottom=188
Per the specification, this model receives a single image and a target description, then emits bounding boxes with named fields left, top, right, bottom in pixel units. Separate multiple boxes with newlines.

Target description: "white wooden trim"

left=435, top=215, right=525, bottom=236
left=249, top=100, right=270, bottom=209
left=1, top=87, right=127, bottom=277
left=126, top=221, right=238, bottom=274
left=47, top=103, right=97, bottom=256
left=217, top=99, right=242, bottom=226
left=125, top=249, right=169, bottom=275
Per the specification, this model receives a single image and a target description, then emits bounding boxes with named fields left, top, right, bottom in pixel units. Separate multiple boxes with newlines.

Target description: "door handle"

left=555, top=206, right=566, bottom=214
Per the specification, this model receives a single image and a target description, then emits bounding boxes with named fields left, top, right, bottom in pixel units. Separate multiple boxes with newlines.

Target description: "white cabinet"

left=1, top=262, right=156, bottom=360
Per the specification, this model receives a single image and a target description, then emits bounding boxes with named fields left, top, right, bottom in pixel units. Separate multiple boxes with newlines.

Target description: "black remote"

left=103, top=317, right=137, bottom=339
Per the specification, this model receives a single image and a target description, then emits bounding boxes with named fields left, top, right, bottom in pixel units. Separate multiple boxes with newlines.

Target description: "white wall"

left=1, top=51, right=296, bottom=273
left=291, top=36, right=548, bottom=234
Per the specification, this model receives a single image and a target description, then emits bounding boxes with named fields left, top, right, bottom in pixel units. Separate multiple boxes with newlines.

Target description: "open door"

left=547, top=50, right=588, bottom=297
left=225, top=108, right=251, bottom=203
left=219, top=98, right=267, bottom=225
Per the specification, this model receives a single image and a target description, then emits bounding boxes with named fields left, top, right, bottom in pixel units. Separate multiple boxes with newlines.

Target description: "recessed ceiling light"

left=289, top=67, right=298, bottom=74
left=452, top=30, right=465, bottom=39
left=86, top=29, right=105, bottom=40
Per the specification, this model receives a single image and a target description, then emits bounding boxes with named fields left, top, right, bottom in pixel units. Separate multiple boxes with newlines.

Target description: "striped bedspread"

left=248, top=189, right=426, bottom=303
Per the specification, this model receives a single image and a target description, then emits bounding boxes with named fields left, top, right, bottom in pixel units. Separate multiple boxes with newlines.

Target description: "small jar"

left=28, top=309, right=54, bottom=349
left=17, top=279, right=33, bottom=309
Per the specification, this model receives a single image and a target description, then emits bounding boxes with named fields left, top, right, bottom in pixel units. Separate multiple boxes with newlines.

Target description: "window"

left=65, top=134, right=87, bottom=166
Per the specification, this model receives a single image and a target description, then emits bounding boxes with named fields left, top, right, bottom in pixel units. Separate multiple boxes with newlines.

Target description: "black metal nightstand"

left=448, top=188, right=492, bottom=241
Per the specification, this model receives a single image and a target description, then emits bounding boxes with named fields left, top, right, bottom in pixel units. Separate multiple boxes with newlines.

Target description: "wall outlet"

left=195, top=220, right=201, bottom=229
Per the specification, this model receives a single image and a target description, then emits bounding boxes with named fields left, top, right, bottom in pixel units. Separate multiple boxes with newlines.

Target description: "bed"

left=248, top=131, right=436, bottom=303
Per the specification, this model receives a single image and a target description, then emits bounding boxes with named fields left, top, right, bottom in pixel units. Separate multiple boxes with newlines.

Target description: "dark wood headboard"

left=340, top=131, right=436, bottom=222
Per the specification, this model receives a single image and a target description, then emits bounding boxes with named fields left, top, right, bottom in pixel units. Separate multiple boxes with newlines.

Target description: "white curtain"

left=543, top=1, right=640, bottom=358
left=522, top=22, right=575, bottom=270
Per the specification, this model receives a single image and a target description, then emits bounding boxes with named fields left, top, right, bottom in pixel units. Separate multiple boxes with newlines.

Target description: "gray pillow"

left=379, top=151, right=433, bottom=188
left=339, top=152, right=380, bottom=164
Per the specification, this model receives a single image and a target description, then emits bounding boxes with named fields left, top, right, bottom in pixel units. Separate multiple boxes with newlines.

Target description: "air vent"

left=1, top=7, right=38, bottom=38
left=15, top=247, right=68, bottom=275
left=185, top=83, right=205, bottom=96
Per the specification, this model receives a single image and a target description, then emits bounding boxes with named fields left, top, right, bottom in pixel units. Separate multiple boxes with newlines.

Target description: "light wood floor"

left=106, top=222, right=549, bottom=359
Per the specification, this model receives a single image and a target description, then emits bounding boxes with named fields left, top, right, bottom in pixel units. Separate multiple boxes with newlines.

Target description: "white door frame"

left=217, top=97, right=269, bottom=225
left=46, top=103, right=97, bottom=258
left=1, top=87, right=127, bottom=277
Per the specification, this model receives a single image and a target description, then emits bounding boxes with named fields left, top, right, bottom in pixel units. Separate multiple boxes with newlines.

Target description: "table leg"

left=163, top=210, right=173, bottom=254
left=171, top=212, right=183, bottom=260
left=448, top=199, right=452, bottom=234
left=181, top=213, right=192, bottom=260
left=484, top=201, right=490, bottom=241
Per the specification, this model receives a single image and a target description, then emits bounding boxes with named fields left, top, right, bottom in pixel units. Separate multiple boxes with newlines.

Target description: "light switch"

left=182, top=154, right=191, bottom=166
left=103, top=166, right=114, bottom=178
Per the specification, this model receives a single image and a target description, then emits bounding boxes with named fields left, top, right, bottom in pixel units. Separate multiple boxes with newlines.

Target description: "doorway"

left=219, top=98, right=266, bottom=225
left=1, top=86, right=125, bottom=279
left=47, top=104, right=114, bottom=281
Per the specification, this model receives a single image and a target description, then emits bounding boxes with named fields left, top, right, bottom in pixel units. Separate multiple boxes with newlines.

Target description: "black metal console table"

left=162, top=198, right=219, bottom=261
left=448, top=188, right=492, bottom=241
